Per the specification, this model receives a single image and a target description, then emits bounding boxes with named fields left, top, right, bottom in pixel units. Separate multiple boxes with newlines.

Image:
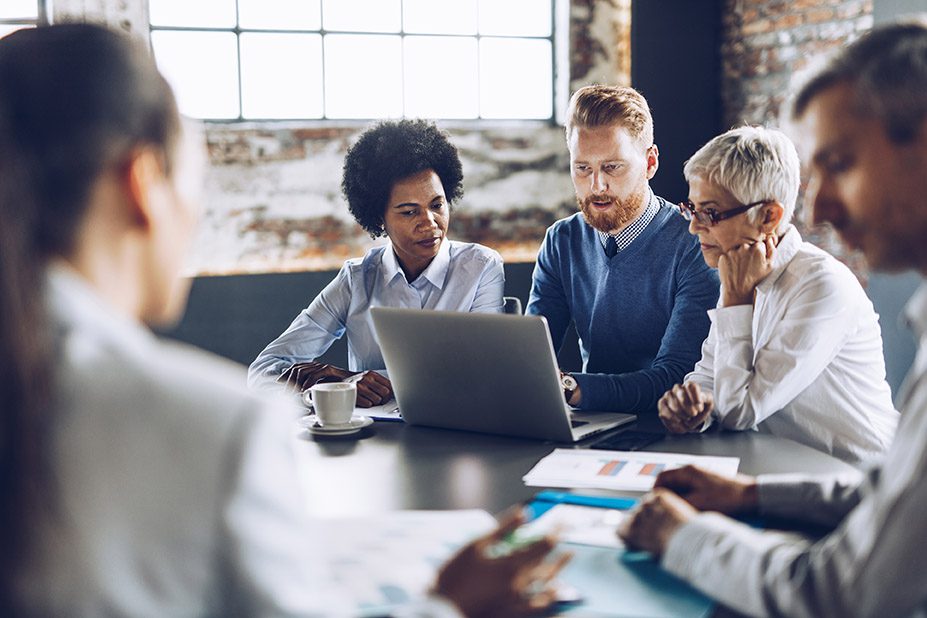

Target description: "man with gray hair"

left=618, top=18, right=927, bottom=617
left=658, top=125, right=897, bottom=464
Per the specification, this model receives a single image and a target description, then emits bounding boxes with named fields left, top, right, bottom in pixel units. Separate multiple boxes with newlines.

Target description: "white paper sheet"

left=519, top=503, right=627, bottom=548
left=523, top=448, right=739, bottom=492
left=361, top=399, right=401, bottom=421
left=310, top=509, right=495, bottom=615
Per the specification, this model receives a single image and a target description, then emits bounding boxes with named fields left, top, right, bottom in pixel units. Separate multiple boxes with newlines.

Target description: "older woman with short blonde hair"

left=660, top=125, right=898, bottom=465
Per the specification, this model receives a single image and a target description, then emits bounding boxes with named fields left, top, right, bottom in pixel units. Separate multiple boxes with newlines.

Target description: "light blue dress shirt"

left=248, top=239, right=504, bottom=387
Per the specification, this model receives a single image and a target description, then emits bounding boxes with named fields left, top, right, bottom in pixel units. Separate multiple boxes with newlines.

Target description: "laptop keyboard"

left=570, top=419, right=589, bottom=428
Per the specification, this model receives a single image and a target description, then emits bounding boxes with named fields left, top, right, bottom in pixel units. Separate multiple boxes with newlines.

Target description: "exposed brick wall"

left=721, top=0, right=874, bottom=280
left=721, top=0, right=873, bottom=128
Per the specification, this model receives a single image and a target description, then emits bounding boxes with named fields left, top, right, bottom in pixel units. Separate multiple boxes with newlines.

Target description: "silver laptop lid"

left=370, top=307, right=634, bottom=442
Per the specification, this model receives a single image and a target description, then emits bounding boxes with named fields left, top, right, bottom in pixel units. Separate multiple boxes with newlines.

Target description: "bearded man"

left=526, top=85, right=719, bottom=414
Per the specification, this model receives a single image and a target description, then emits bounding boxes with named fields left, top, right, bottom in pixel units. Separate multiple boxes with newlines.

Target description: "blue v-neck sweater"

left=527, top=200, right=720, bottom=414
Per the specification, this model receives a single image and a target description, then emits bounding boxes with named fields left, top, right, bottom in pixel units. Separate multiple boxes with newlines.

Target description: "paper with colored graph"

left=523, top=448, right=739, bottom=491
left=309, top=509, right=496, bottom=616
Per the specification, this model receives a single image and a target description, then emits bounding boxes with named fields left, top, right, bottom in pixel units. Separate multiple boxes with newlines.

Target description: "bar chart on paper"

left=598, top=459, right=665, bottom=478
left=523, top=449, right=740, bottom=491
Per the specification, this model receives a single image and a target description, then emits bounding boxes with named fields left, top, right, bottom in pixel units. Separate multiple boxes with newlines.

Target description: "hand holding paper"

left=435, top=509, right=571, bottom=617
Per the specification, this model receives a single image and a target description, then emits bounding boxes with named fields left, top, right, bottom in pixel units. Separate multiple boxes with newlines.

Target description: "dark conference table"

left=294, top=416, right=859, bottom=617
left=294, top=415, right=859, bottom=518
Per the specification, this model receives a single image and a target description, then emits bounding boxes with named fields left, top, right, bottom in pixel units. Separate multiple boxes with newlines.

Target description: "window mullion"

left=147, top=0, right=555, bottom=122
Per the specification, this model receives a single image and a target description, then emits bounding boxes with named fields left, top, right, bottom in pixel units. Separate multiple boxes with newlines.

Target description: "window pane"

left=322, top=0, right=400, bottom=33
left=151, top=31, right=240, bottom=119
left=324, top=34, right=402, bottom=118
left=240, top=33, right=323, bottom=119
left=149, top=0, right=235, bottom=28
left=479, top=0, right=551, bottom=37
left=404, top=36, right=477, bottom=119
left=0, top=24, right=31, bottom=40
left=238, top=0, right=321, bottom=30
left=0, top=0, right=37, bottom=19
left=479, top=38, right=551, bottom=119
left=403, top=0, right=476, bottom=35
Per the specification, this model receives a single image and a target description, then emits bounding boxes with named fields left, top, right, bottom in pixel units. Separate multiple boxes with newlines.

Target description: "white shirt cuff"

left=709, top=304, right=754, bottom=338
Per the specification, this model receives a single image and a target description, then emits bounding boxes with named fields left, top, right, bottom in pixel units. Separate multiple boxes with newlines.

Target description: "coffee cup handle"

left=303, top=375, right=343, bottom=401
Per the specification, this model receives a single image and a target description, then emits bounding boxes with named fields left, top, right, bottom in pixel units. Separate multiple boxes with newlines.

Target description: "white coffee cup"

left=308, top=382, right=357, bottom=426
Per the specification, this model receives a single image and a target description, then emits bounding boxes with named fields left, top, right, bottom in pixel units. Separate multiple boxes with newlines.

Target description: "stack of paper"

left=523, top=448, right=739, bottom=492
left=310, top=509, right=495, bottom=615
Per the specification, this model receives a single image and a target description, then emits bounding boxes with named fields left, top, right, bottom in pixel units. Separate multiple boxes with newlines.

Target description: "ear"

left=758, top=201, right=784, bottom=234
left=645, top=144, right=659, bottom=180
left=121, top=147, right=166, bottom=232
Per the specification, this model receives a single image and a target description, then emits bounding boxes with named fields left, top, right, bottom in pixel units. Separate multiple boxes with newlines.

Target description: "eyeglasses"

left=676, top=199, right=771, bottom=227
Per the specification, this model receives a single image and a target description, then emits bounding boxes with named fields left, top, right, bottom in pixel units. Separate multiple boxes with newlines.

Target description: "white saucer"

left=298, top=414, right=373, bottom=436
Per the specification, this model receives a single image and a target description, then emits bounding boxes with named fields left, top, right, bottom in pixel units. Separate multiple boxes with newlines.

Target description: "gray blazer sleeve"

left=661, top=448, right=927, bottom=617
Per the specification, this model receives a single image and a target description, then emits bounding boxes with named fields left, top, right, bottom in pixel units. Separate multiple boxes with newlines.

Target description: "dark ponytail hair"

left=0, top=23, right=180, bottom=610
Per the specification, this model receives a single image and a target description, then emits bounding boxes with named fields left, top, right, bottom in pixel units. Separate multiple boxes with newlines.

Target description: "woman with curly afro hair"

left=249, top=119, right=504, bottom=407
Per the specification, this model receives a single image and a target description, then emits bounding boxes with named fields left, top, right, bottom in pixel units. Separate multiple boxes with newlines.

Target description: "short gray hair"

left=792, top=17, right=927, bottom=143
left=683, top=126, right=800, bottom=234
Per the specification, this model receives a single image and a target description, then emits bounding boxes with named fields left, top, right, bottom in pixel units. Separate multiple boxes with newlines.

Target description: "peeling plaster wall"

left=196, top=123, right=579, bottom=274
left=44, top=0, right=879, bottom=280
left=47, top=0, right=632, bottom=275
left=53, top=0, right=149, bottom=39
left=192, top=0, right=632, bottom=275
left=569, top=0, right=633, bottom=91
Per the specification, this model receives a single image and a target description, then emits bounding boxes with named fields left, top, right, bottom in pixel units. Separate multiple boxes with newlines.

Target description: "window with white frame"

left=149, top=0, right=554, bottom=121
left=0, top=0, right=48, bottom=39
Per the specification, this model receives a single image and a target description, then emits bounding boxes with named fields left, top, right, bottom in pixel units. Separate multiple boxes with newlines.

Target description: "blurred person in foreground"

left=0, top=22, right=564, bottom=616
left=248, top=119, right=504, bottom=407
left=619, top=18, right=927, bottom=617
left=658, top=125, right=897, bottom=465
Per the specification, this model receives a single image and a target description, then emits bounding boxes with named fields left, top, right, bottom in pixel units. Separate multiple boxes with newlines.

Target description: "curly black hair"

left=341, top=119, right=464, bottom=238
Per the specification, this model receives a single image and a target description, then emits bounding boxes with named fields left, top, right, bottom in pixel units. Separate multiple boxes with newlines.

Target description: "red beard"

left=578, top=189, right=647, bottom=233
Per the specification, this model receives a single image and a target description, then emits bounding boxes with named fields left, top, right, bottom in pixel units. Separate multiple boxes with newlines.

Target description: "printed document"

left=524, top=448, right=739, bottom=492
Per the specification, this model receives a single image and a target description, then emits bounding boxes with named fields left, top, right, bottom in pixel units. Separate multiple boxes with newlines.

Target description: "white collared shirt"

left=248, top=239, right=504, bottom=386
left=662, top=282, right=927, bottom=617
left=22, top=266, right=463, bottom=616
left=685, top=225, right=898, bottom=465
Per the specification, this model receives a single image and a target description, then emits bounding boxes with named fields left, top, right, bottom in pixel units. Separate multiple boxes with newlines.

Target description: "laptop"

left=370, top=307, right=636, bottom=442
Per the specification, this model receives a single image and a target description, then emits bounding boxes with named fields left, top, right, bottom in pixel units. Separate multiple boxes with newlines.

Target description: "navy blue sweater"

left=526, top=199, right=720, bottom=414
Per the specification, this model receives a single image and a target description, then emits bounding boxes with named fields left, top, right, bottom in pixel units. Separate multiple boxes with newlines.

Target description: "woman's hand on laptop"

left=434, top=508, right=571, bottom=617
